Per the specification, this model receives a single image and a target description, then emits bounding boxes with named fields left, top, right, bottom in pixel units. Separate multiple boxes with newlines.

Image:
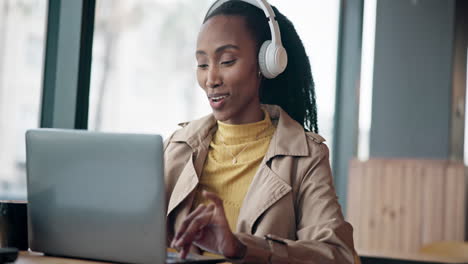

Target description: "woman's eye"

left=221, top=59, right=236, bottom=65
left=197, top=64, right=208, bottom=69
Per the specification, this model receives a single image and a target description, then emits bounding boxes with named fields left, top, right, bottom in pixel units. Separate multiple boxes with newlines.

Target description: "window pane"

left=0, top=0, right=47, bottom=200
left=89, top=0, right=340, bottom=150
left=89, top=0, right=213, bottom=138
left=357, top=0, right=377, bottom=161
left=465, top=47, right=467, bottom=165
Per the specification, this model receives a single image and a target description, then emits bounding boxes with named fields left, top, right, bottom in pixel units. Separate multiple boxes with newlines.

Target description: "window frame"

left=40, top=0, right=95, bottom=129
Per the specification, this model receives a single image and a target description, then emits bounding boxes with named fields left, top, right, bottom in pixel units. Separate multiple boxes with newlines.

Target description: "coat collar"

left=262, top=104, right=309, bottom=160
left=170, top=104, right=309, bottom=160
left=171, top=114, right=216, bottom=150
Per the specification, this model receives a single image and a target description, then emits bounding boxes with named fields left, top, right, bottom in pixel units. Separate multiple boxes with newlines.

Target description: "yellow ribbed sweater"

left=192, top=110, right=276, bottom=231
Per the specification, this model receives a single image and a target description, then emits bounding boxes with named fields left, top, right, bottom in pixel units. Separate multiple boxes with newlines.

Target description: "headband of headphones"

left=205, top=0, right=283, bottom=47
left=204, top=0, right=288, bottom=79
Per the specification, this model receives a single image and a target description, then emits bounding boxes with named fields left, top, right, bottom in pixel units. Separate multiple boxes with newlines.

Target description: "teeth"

left=211, top=95, right=228, bottom=102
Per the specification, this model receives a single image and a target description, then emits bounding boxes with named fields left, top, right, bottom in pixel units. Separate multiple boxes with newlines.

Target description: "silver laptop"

left=25, top=129, right=224, bottom=264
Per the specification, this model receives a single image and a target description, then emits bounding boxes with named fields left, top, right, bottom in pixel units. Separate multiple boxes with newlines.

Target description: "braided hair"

left=204, top=0, right=318, bottom=133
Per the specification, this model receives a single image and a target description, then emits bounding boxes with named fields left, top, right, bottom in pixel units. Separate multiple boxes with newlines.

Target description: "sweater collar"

left=215, top=109, right=273, bottom=145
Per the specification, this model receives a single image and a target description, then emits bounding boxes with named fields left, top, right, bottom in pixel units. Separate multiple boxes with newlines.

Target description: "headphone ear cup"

left=273, top=45, right=288, bottom=75
left=258, top=40, right=271, bottom=79
left=258, top=40, right=288, bottom=79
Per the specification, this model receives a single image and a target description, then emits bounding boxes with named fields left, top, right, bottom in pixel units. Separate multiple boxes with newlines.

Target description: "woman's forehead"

left=197, top=15, right=255, bottom=50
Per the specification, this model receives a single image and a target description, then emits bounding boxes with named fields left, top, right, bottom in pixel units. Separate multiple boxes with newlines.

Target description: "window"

left=357, top=0, right=377, bottom=160
left=0, top=0, right=47, bottom=200
left=89, top=0, right=213, bottom=138
left=465, top=47, right=468, bottom=165
left=89, top=0, right=341, bottom=150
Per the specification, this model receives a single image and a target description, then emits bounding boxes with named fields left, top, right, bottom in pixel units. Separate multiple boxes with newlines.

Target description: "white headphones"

left=205, top=0, right=288, bottom=79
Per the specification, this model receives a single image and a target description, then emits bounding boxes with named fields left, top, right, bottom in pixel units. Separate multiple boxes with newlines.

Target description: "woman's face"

left=196, top=15, right=263, bottom=124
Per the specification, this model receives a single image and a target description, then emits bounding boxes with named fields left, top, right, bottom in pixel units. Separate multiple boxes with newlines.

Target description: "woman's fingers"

left=206, top=203, right=215, bottom=212
left=203, top=191, right=224, bottom=209
left=203, top=191, right=229, bottom=223
left=179, top=244, right=191, bottom=259
left=172, top=193, right=228, bottom=258
left=174, top=208, right=214, bottom=248
left=173, top=204, right=207, bottom=243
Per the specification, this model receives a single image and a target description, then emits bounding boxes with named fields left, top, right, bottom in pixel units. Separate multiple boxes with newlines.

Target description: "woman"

left=164, top=0, right=356, bottom=263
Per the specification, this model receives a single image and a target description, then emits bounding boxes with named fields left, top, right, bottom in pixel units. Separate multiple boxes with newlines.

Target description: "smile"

left=211, top=95, right=229, bottom=102
left=208, top=93, right=230, bottom=102
left=208, top=93, right=230, bottom=109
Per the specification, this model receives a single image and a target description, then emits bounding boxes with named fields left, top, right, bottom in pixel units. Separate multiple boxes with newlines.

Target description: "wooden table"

left=359, top=250, right=468, bottom=264
left=15, top=251, right=112, bottom=264
left=17, top=250, right=467, bottom=264
left=15, top=250, right=225, bottom=264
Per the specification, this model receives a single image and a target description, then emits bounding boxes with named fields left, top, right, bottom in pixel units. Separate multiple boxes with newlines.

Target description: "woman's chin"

left=212, top=110, right=232, bottom=123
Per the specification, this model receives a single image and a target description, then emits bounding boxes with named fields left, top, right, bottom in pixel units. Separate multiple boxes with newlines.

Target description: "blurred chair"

left=419, top=241, right=468, bottom=261
left=347, top=159, right=466, bottom=254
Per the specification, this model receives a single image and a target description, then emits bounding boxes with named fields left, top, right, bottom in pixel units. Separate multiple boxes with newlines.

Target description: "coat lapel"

left=237, top=161, right=292, bottom=234
left=167, top=123, right=214, bottom=217
left=236, top=105, right=309, bottom=234
left=167, top=154, right=199, bottom=216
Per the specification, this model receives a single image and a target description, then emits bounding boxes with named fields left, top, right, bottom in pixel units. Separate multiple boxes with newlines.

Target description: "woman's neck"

left=221, top=104, right=264, bottom=125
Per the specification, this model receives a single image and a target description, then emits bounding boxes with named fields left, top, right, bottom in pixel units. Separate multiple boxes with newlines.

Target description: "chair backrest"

left=347, top=159, right=466, bottom=253
left=420, top=241, right=468, bottom=261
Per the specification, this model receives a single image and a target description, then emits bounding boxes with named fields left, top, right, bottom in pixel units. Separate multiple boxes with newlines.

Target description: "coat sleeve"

left=231, top=143, right=358, bottom=264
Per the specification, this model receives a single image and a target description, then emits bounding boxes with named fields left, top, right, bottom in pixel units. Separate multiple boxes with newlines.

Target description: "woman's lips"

left=208, top=94, right=230, bottom=110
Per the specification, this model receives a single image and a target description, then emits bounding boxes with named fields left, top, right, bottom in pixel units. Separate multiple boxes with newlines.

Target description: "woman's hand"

left=170, top=191, right=247, bottom=259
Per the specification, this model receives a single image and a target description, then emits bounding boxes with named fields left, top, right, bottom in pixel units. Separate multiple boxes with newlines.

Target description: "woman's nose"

left=206, top=66, right=223, bottom=88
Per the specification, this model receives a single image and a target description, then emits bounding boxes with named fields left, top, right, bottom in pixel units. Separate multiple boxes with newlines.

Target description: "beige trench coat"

left=164, top=105, right=356, bottom=263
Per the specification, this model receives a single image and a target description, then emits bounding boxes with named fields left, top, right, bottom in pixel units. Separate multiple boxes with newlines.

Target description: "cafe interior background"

left=0, top=0, right=466, bottom=260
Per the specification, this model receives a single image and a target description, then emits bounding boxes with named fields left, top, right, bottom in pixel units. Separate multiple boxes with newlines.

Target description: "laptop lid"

left=25, top=129, right=166, bottom=264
